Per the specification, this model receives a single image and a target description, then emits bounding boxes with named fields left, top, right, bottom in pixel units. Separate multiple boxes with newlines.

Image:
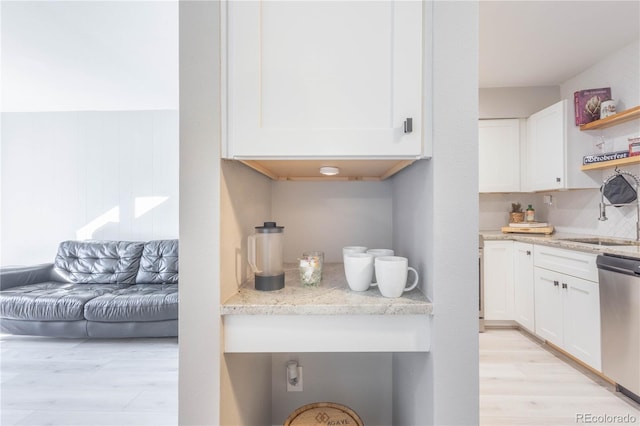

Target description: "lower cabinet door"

left=534, top=267, right=563, bottom=347
left=513, top=242, right=534, bottom=332
left=484, top=241, right=514, bottom=320
left=563, top=276, right=601, bottom=371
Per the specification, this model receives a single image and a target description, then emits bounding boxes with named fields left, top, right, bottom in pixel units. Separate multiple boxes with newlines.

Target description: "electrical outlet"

left=287, top=366, right=303, bottom=392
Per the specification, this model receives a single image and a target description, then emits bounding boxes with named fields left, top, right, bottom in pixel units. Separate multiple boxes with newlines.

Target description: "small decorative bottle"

left=526, top=204, right=535, bottom=222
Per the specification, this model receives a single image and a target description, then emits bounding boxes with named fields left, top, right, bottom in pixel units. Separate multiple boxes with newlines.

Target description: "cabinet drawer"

left=533, top=245, right=598, bottom=282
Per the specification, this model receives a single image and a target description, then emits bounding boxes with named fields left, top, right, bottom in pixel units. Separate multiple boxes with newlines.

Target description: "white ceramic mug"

left=600, top=100, right=616, bottom=119
left=366, top=249, right=394, bottom=283
left=344, top=253, right=374, bottom=292
left=343, top=246, right=368, bottom=258
left=374, top=256, right=419, bottom=298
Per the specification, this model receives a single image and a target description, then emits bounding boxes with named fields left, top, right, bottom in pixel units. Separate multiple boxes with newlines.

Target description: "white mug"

left=366, top=249, right=394, bottom=283
left=374, top=256, right=419, bottom=298
left=344, top=253, right=374, bottom=292
left=343, top=246, right=368, bottom=258
left=343, top=246, right=368, bottom=273
left=600, top=100, right=616, bottom=119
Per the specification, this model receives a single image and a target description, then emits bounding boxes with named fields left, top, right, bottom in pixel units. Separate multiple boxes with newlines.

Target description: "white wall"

left=1, top=111, right=178, bottom=265
left=178, top=2, right=221, bottom=424
left=392, top=2, right=479, bottom=425
left=271, top=353, right=393, bottom=425
left=1, top=1, right=178, bottom=112
left=0, top=2, right=179, bottom=266
left=272, top=181, right=393, bottom=263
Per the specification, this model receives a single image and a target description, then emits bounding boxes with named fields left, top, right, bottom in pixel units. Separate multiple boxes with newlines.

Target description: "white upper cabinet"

left=222, top=1, right=426, bottom=159
left=479, top=119, right=522, bottom=192
left=526, top=100, right=567, bottom=191
left=525, top=99, right=600, bottom=191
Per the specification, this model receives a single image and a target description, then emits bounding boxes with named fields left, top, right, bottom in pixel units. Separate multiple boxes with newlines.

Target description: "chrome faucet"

left=598, top=168, right=640, bottom=241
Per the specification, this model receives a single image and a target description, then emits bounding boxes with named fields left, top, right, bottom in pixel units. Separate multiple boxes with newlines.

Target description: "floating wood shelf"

left=580, top=106, right=640, bottom=131
left=581, top=155, right=640, bottom=171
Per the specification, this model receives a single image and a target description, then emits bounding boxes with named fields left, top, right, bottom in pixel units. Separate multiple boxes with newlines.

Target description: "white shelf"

left=223, top=314, right=431, bottom=353
left=221, top=263, right=433, bottom=353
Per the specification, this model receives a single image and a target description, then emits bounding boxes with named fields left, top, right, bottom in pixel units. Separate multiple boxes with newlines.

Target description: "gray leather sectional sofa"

left=0, top=239, right=178, bottom=338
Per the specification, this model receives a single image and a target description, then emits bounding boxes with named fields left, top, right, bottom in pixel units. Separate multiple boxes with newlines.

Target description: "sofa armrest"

left=0, top=263, right=54, bottom=290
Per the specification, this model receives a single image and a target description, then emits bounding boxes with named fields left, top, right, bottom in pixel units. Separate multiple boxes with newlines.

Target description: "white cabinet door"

left=224, top=1, right=424, bottom=159
left=483, top=241, right=514, bottom=321
left=534, top=246, right=602, bottom=370
left=563, top=276, right=601, bottom=370
left=513, top=242, right=534, bottom=332
left=534, top=267, right=564, bottom=347
left=526, top=100, right=566, bottom=191
left=478, top=119, right=521, bottom=193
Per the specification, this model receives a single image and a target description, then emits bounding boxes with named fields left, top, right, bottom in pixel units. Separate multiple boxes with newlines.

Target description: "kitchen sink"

left=561, top=237, right=640, bottom=246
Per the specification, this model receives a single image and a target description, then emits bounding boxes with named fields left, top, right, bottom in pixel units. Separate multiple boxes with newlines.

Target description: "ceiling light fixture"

left=319, top=166, right=340, bottom=176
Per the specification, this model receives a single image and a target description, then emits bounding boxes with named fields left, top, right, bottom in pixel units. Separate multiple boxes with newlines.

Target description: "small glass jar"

left=299, top=252, right=324, bottom=287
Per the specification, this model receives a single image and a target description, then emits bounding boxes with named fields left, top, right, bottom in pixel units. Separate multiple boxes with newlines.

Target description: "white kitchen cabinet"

left=533, top=246, right=601, bottom=370
left=526, top=100, right=567, bottom=191
left=483, top=241, right=514, bottom=321
left=223, top=1, right=426, bottom=159
left=533, top=267, right=565, bottom=346
left=513, top=242, right=534, bottom=332
left=525, top=100, right=600, bottom=191
left=478, top=119, right=523, bottom=192
left=534, top=244, right=598, bottom=282
left=563, top=274, right=601, bottom=371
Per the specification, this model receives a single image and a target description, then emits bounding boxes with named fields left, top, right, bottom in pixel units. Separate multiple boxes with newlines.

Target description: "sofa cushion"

left=135, top=240, right=179, bottom=284
left=54, top=240, right=145, bottom=284
left=0, top=282, right=125, bottom=321
left=83, top=284, right=178, bottom=322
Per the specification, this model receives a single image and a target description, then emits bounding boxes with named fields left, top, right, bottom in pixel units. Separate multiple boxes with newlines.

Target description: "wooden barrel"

left=284, top=402, right=364, bottom=426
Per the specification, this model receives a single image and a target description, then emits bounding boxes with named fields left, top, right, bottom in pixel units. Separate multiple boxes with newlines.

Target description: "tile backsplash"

left=480, top=179, right=640, bottom=240
left=479, top=193, right=545, bottom=230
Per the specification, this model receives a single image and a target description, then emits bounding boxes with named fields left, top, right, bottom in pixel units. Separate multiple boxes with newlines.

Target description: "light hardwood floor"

left=481, top=328, right=640, bottom=425
left=2, top=329, right=638, bottom=425
left=0, top=333, right=178, bottom=426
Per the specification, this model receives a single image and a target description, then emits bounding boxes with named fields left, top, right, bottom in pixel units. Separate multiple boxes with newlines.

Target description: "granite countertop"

left=221, top=262, right=432, bottom=316
left=481, top=229, right=640, bottom=257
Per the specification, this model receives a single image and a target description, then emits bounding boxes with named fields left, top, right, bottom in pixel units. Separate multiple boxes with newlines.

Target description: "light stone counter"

left=221, top=262, right=432, bottom=316
left=481, top=230, right=640, bottom=258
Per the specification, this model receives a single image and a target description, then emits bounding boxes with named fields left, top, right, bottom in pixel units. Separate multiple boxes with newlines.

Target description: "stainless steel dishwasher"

left=597, top=253, right=640, bottom=403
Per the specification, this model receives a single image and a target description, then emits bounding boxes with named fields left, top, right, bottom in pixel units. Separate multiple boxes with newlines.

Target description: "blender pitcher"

left=248, top=222, right=285, bottom=291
